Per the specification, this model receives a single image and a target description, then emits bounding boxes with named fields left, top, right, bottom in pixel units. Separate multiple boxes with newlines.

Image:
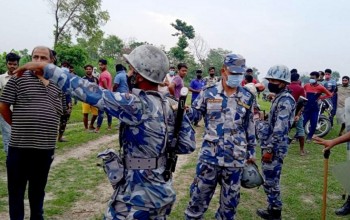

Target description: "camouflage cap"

left=224, top=54, right=246, bottom=73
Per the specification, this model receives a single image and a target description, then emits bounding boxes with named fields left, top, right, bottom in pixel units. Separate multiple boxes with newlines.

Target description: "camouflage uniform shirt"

left=257, top=90, right=295, bottom=158
left=188, top=82, right=256, bottom=167
left=42, top=64, right=196, bottom=209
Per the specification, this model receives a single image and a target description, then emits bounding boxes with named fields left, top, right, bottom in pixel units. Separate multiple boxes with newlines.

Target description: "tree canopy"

left=49, top=0, right=109, bottom=48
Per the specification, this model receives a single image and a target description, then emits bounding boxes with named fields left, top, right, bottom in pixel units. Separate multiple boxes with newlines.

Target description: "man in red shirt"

left=241, top=68, right=258, bottom=86
left=287, top=71, right=306, bottom=155
left=303, top=71, right=332, bottom=142
left=95, top=59, right=112, bottom=132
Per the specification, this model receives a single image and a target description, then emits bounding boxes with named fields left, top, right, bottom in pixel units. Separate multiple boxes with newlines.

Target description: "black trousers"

left=7, top=147, right=55, bottom=220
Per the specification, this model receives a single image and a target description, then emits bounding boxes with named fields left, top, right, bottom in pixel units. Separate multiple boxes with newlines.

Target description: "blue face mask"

left=169, top=70, right=175, bottom=76
left=309, top=79, right=316, bottom=84
left=226, top=74, right=243, bottom=88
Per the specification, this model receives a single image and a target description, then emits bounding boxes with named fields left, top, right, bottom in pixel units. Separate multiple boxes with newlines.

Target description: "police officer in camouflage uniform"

left=185, top=54, right=256, bottom=220
left=15, top=45, right=196, bottom=220
left=256, top=65, right=296, bottom=220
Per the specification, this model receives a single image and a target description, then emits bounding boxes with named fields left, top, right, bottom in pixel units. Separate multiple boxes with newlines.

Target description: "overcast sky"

left=0, top=0, right=349, bottom=79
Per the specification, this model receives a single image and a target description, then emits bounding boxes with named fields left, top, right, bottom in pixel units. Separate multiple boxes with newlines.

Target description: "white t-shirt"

left=0, top=72, right=12, bottom=95
left=158, top=74, right=175, bottom=94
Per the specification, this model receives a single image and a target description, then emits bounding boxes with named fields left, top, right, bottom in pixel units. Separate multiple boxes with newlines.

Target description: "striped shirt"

left=0, top=72, right=63, bottom=149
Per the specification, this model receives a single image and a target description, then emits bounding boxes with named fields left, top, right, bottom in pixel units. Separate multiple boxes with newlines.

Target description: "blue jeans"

left=7, top=147, right=54, bottom=220
left=0, top=115, right=11, bottom=154
left=303, top=109, right=319, bottom=140
left=97, top=110, right=112, bottom=128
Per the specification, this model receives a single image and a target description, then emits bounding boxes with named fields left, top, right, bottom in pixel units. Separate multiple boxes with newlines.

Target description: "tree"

left=250, top=67, right=260, bottom=81
left=189, top=34, right=209, bottom=69
left=169, top=19, right=195, bottom=62
left=300, top=74, right=309, bottom=85
left=54, top=44, right=89, bottom=76
left=332, top=71, right=340, bottom=83
left=48, top=0, right=109, bottom=48
left=121, top=39, right=148, bottom=56
left=76, top=30, right=103, bottom=60
left=203, top=48, right=232, bottom=74
left=99, top=35, right=124, bottom=60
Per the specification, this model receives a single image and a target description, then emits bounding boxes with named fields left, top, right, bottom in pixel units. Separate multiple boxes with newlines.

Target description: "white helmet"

left=241, top=162, right=264, bottom=189
left=123, top=45, right=169, bottom=84
left=265, top=65, right=291, bottom=84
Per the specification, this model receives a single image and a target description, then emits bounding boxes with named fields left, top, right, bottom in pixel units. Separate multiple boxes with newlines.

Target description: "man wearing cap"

left=13, top=45, right=196, bottom=219
left=185, top=54, right=256, bottom=220
left=256, top=65, right=296, bottom=219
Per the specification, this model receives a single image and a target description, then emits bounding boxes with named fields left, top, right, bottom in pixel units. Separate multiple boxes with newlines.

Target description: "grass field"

left=0, top=97, right=348, bottom=219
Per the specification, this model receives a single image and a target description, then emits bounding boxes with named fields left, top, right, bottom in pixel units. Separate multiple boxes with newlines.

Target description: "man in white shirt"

left=0, top=52, right=20, bottom=154
left=158, top=66, right=176, bottom=95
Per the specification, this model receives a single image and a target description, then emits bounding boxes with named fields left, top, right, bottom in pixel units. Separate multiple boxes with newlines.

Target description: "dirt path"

left=52, top=134, right=119, bottom=167
left=0, top=126, right=202, bottom=220
left=52, top=137, right=200, bottom=219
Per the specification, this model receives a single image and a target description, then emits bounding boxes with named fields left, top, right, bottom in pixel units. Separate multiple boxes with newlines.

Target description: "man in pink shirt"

left=95, top=59, right=112, bottom=132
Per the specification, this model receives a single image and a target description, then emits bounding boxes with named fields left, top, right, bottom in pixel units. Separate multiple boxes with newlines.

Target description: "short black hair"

left=310, top=71, right=320, bottom=78
left=291, top=69, right=298, bottom=74
left=84, top=64, right=94, bottom=69
left=177, top=63, right=187, bottom=70
left=319, top=71, right=325, bottom=76
left=61, top=61, right=70, bottom=67
left=325, top=69, right=332, bottom=74
left=99, top=59, right=107, bottom=65
left=196, top=69, right=203, bottom=74
left=51, top=50, right=58, bottom=65
left=69, top=65, right=74, bottom=68
left=245, top=74, right=253, bottom=83
left=246, top=68, right=253, bottom=73
left=291, top=73, right=300, bottom=82
left=6, top=52, right=21, bottom=63
left=342, top=76, right=350, bottom=81
left=169, top=66, right=175, bottom=70
left=116, top=64, right=126, bottom=72
left=208, top=66, right=215, bottom=71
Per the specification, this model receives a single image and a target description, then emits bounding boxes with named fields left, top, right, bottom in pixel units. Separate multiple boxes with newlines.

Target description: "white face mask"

left=226, top=75, right=243, bottom=88
left=309, top=79, right=316, bottom=84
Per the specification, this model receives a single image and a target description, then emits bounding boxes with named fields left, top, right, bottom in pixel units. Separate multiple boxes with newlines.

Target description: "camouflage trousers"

left=185, top=161, right=243, bottom=220
left=261, top=157, right=284, bottom=209
left=104, top=201, right=172, bottom=220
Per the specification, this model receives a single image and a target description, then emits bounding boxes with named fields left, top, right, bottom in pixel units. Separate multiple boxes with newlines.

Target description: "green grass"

left=44, top=154, right=107, bottom=217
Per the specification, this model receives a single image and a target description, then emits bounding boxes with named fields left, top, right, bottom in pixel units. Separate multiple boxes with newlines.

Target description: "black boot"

left=335, top=196, right=350, bottom=216
left=257, top=207, right=281, bottom=220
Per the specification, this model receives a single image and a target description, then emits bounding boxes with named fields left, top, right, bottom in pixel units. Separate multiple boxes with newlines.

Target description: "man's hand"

left=312, top=136, right=335, bottom=152
left=294, top=116, right=300, bottom=122
left=246, top=157, right=256, bottom=164
left=13, top=62, right=48, bottom=77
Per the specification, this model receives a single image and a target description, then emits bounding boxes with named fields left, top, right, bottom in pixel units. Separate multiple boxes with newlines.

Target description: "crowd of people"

left=1, top=45, right=350, bottom=220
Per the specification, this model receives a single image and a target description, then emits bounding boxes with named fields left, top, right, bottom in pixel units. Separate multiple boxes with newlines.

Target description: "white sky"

left=0, top=0, right=350, bottom=79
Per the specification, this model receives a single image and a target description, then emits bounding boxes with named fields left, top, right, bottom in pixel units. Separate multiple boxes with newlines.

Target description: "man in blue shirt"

left=189, top=69, right=206, bottom=104
left=113, top=64, right=129, bottom=93
left=189, top=70, right=206, bottom=126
